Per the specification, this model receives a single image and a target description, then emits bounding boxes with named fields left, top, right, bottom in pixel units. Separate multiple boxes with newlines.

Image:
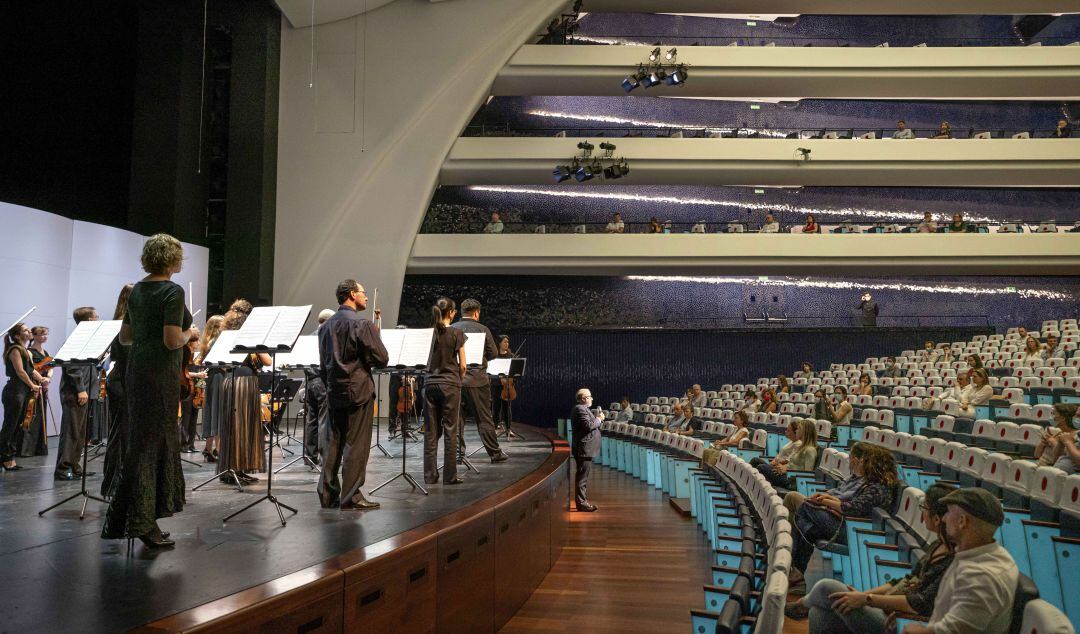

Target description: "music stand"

left=273, top=336, right=322, bottom=474
left=38, top=320, right=122, bottom=519
left=489, top=357, right=526, bottom=441
left=371, top=327, right=434, bottom=496
left=191, top=330, right=248, bottom=493
left=372, top=372, right=394, bottom=458
left=221, top=305, right=310, bottom=525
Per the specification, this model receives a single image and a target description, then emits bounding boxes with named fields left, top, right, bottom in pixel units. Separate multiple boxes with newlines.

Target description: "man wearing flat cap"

left=903, top=488, right=1018, bottom=634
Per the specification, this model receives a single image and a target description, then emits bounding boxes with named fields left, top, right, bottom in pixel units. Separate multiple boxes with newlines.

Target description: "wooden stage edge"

left=137, top=426, right=571, bottom=634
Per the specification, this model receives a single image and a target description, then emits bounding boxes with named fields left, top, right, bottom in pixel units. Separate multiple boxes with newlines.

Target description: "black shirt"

left=449, top=317, right=498, bottom=388
left=318, top=305, right=389, bottom=407
left=426, top=327, right=465, bottom=387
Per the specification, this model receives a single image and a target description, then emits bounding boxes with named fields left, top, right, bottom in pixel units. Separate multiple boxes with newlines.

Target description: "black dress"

left=100, top=340, right=129, bottom=498
left=0, top=347, right=34, bottom=463
left=101, top=280, right=190, bottom=539
left=18, top=347, right=49, bottom=456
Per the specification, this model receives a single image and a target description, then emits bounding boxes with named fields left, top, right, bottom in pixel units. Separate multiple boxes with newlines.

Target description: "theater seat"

left=1019, top=599, right=1075, bottom=634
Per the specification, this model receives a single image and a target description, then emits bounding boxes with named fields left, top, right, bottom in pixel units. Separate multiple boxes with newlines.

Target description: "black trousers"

left=56, top=398, right=90, bottom=474
left=750, top=457, right=793, bottom=490
left=461, top=384, right=501, bottom=456
left=574, top=456, right=592, bottom=506
left=178, top=396, right=197, bottom=449
left=318, top=399, right=373, bottom=508
left=0, top=384, right=29, bottom=463
left=423, top=384, right=460, bottom=482
left=304, top=378, right=328, bottom=463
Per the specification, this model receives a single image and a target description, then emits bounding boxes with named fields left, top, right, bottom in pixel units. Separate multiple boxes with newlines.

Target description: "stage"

left=0, top=422, right=568, bottom=632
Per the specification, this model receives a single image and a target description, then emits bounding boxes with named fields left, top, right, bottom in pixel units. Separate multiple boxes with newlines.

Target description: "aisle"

left=500, top=464, right=713, bottom=633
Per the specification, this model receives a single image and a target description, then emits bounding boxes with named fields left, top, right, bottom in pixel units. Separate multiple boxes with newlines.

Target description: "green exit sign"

left=758, top=276, right=770, bottom=281
left=750, top=104, right=761, bottom=110
left=746, top=21, right=757, bottom=26
left=754, top=188, right=765, bottom=194
left=1007, top=286, right=1017, bottom=292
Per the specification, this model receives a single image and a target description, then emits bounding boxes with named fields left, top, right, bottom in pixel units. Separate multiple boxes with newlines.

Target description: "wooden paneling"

left=343, top=536, right=438, bottom=633
left=550, top=467, right=570, bottom=568
left=436, top=509, right=495, bottom=633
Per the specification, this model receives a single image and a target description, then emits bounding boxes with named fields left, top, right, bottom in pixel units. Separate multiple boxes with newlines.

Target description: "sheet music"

left=232, top=305, right=312, bottom=351
left=276, top=335, right=319, bottom=370
left=379, top=328, right=433, bottom=368
left=487, top=358, right=512, bottom=376
left=463, top=333, right=486, bottom=368
left=202, top=330, right=247, bottom=366
left=54, top=320, right=123, bottom=361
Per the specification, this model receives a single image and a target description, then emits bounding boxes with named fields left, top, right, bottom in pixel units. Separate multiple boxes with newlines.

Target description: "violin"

left=180, top=339, right=195, bottom=400
left=397, top=377, right=415, bottom=414
left=21, top=391, right=38, bottom=430
left=500, top=377, right=517, bottom=401
left=99, top=368, right=107, bottom=400
left=33, top=355, right=53, bottom=373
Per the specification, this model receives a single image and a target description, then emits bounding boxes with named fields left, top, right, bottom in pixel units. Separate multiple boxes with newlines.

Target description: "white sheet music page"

left=487, top=358, right=512, bottom=376
left=264, top=305, right=312, bottom=349
left=232, top=306, right=277, bottom=349
left=82, top=320, right=123, bottom=359
left=397, top=328, right=434, bottom=368
left=463, top=332, right=486, bottom=368
left=203, top=330, right=247, bottom=366
left=277, top=335, right=319, bottom=370
left=232, top=305, right=311, bottom=351
left=54, top=320, right=123, bottom=361
left=379, top=329, right=406, bottom=367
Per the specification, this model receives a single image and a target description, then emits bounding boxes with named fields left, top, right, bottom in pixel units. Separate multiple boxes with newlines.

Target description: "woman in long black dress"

left=19, top=326, right=52, bottom=457
left=1, top=323, right=43, bottom=470
left=100, top=283, right=133, bottom=498
left=101, top=234, right=195, bottom=548
left=199, top=315, right=225, bottom=462
left=217, top=307, right=269, bottom=485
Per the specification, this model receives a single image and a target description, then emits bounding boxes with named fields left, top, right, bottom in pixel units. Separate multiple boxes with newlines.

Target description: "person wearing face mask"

left=832, top=386, right=853, bottom=426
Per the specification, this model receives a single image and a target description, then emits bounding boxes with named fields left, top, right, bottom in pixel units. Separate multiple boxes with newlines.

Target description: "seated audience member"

left=785, top=443, right=898, bottom=590
left=605, top=212, right=625, bottom=233
left=482, top=211, right=504, bottom=234
left=1042, top=333, right=1063, bottom=360
left=916, top=212, right=938, bottom=234
left=909, top=488, right=1018, bottom=634
left=702, top=411, right=750, bottom=465
left=812, top=388, right=835, bottom=422
left=881, top=357, right=902, bottom=379
left=665, top=403, right=688, bottom=432
left=947, top=213, right=968, bottom=233
left=800, top=361, right=815, bottom=379
left=832, top=386, right=853, bottom=425
left=932, top=121, right=952, bottom=139
left=788, top=482, right=957, bottom=625
left=616, top=397, right=635, bottom=422
left=647, top=217, right=662, bottom=234
left=760, top=214, right=780, bottom=233
left=893, top=119, right=915, bottom=139
left=802, top=214, right=821, bottom=234
left=1022, top=335, right=1043, bottom=364
left=751, top=419, right=818, bottom=489
left=742, top=389, right=762, bottom=414
left=1013, top=325, right=1029, bottom=341
left=776, top=375, right=791, bottom=394
left=689, top=384, right=707, bottom=409
left=965, top=353, right=983, bottom=375
left=1034, top=403, right=1080, bottom=474
left=690, top=221, right=706, bottom=233
left=925, top=371, right=970, bottom=411
left=959, top=368, right=993, bottom=417
left=1054, top=119, right=1072, bottom=138
left=673, top=408, right=703, bottom=436
left=917, top=340, right=938, bottom=361
left=938, top=344, right=955, bottom=364
left=857, top=373, right=874, bottom=396
left=760, top=387, right=779, bottom=414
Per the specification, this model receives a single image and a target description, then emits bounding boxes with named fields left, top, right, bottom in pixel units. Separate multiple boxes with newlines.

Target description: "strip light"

left=625, top=275, right=1073, bottom=301
left=467, top=185, right=995, bottom=223
left=527, top=108, right=789, bottom=139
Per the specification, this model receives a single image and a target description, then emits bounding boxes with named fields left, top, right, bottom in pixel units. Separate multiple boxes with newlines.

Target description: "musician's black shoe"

left=577, top=502, right=597, bottom=512
left=342, top=495, right=380, bottom=510
left=54, top=470, right=76, bottom=481
left=490, top=452, right=509, bottom=463
left=446, top=476, right=465, bottom=485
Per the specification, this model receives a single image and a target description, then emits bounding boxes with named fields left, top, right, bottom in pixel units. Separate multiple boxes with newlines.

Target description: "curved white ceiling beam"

left=585, top=0, right=1079, bottom=14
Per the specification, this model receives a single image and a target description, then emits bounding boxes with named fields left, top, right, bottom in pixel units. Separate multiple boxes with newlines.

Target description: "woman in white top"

left=959, top=368, right=994, bottom=417
left=741, top=390, right=761, bottom=414
left=711, top=411, right=750, bottom=449
left=832, top=386, right=853, bottom=426
left=1021, top=336, right=1043, bottom=365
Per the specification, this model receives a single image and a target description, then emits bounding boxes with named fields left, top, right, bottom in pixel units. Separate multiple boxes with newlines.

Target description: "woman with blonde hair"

left=199, top=315, right=225, bottom=462
left=751, top=418, right=818, bottom=489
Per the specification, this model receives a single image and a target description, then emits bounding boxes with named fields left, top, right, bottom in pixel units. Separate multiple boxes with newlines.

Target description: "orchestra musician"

left=178, top=326, right=203, bottom=453
left=101, top=284, right=133, bottom=497
left=494, top=336, right=515, bottom=431
left=302, top=309, right=335, bottom=466
left=20, top=325, right=53, bottom=456
left=318, top=279, right=388, bottom=510
left=55, top=306, right=99, bottom=481
left=199, top=315, right=225, bottom=462
left=450, top=299, right=508, bottom=463
left=1, top=323, right=45, bottom=471
left=424, top=297, right=466, bottom=485
left=218, top=307, right=270, bottom=485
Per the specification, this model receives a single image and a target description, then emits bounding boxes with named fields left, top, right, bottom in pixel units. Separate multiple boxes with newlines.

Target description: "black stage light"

left=599, top=142, right=617, bottom=152
left=574, top=162, right=594, bottom=182
left=645, top=68, right=666, bottom=87
left=665, top=47, right=678, bottom=60
left=616, top=160, right=630, bottom=177
left=622, top=65, right=647, bottom=92
left=665, top=64, right=688, bottom=86
left=649, top=47, right=661, bottom=62
left=576, top=141, right=594, bottom=157
left=553, top=165, right=572, bottom=183
left=603, top=165, right=622, bottom=180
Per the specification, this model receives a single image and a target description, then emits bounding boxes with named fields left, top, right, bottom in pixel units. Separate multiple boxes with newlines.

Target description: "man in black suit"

left=571, top=387, right=603, bottom=512
left=55, top=306, right=99, bottom=480
left=450, top=299, right=508, bottom=463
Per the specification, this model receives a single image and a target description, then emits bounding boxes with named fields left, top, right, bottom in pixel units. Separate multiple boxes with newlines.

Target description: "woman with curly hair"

left=101, top=234, right=195, bottom=549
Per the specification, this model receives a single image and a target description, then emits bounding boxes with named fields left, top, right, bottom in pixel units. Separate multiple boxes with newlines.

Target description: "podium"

left=371, top=328, right=433, bottom=496
left=38, top=320, right=122, bottom=519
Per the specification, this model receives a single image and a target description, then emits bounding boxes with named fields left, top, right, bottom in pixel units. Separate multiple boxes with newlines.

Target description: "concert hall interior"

left=1, top=2, right=1079, bottom=633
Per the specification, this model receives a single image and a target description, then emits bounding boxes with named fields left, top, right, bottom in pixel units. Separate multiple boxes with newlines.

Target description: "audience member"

left=1022, top=335, right=1043, bottom=364
left=1042, top=333, right=1062, bottom=360
left=785, top=443, right=898, bottom=591
left=812, top=388, right=835, bottom=422
left=938, top=344, right=955, bottom=364
left=1034, top=403, right=1079, bottom=474
left=908, top=488, right=1018, bottom=634
left=647, top=217, right=662, bottom=234
left=881, top=356, right=902, bottom=379
left=789, top=482, right=956, bottom=625
left=932, top=121, right=952, bottom=139
left=689, top=384, right=707, bottom=409
left=776, top=375, right=791, bottom=394
left=665, top=403, right=688, bottom=432
left=690, top=220, right=707, bottom=234
left=482, top=212, right=504, bottom=234
left=959, top=368, right=993, bottom=417
left=751, top=419, right=818, bottom=490
left=605, top=212, right=625, bottom=233
left=1054, top=119, right=1072, bottom=138
left=1014, top=325, right=1029, bottom=341
left=832, top=386, right=853, bottom=425
left=857, top=373, right=874, bottom=396
left=917, top=340, right=937, bottom=362
left=857, top=293, right=879, bottom=327
left=916, top=212, right=938, bottom=234
left=761, top=214, right=780, bottom=233
left=742, top=389, right=762, bottom=414
left=702, top=411, right=750, bottom=465
left=760, top=387, right=778, bottom=414
left=893, top=119, right=916, bottom=139
left=925, top=371, right=970, bottom=411
left=800, top=361, right=815, bottom=378
left=616, top=397, right=634, bottom=422
left=965, top=353, right=983, bottom=374
left=947, top=213, right=968, bottom=233
left=802, top=214, right=820, bottom=234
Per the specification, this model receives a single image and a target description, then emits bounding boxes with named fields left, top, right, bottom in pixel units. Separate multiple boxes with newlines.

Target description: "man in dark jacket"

left=450, top=299, right=508, bottom=462
left=571, top=387, right=603, bottom=512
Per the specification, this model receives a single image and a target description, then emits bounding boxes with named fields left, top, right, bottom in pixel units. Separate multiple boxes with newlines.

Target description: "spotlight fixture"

left=622, top=65, right=648, bottom=92
left=648, top=47, right=661, bottom=62
left=574, top=162, right=594, bottom=182
left=599, top=142, right=617, bottom=157
left=576, top=140, right=594, bottom=156
left=645, top=68, right=667, bottom=88
left=665, top=64, right=688, bottom=86
left=665, top=47, right=677, bottom=60
left=553, top=164, right=572, bottom=183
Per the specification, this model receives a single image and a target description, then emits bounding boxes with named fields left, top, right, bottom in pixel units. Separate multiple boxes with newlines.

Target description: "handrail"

left=462, top=125, right=1069, bottom=140
left=421, top=220, right=1077, bottom=234
left=558, top=34, right=1079, bottom=48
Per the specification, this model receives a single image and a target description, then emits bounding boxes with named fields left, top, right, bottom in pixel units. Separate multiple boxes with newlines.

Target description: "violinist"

left=55, top=306, right=99, bottom=481
left=20, top=326, right=53, bottom=456
left=1, top=323, right=45, bottom=470
left=302, top=309, right=335, bottom=465
left=450, top=299, right=508, bottom=462
left=494, top=336, right=516, bottom=431
left=199, top=315, right=225, bottom=462
left=177, top=326, right=203, bottom=453
left=101, top=284, right=133, bottom=497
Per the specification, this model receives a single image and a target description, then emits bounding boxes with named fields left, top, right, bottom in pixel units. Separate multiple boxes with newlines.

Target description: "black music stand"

left=491, top=357, right=526, bottom=441
left=275, top=371, right=321, bottom=474
left=372, top=373, right=394, bottom=458
left=371, top=369, right=428, bottom=496
left=191, top=364, right=246, bottom=493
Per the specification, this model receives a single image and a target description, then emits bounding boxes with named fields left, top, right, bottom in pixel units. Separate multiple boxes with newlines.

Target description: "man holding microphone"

left=571, top=388, right=603, bottom=512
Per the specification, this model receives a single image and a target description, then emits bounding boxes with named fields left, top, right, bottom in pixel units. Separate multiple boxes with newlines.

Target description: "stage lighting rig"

left=599, top=142, right=616, bottom=158
left=576, top=141, right=594, bottom=157
left=665, top=47, right=678, bottom=61
left=648, top=47, right=661, bottom=62
left=622, top=65, right=648, bottom=92
left=624, top=47, right=688, bottom=91
left=552, top=141, right=630, bottom=184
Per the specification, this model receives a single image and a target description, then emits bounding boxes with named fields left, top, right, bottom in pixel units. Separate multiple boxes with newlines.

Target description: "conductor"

left=318, top=279, right=389, bottom=510
left=571, top=388, right=603, bottom=512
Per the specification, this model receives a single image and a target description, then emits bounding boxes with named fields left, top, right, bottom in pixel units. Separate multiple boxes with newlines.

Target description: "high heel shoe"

left=2, top=463, right=22, bottom=471
left=202, top=450, right=216, bottom=463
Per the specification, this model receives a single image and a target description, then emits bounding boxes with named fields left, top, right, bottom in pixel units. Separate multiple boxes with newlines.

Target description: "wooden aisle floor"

left=501, top=464, right=810, bottom=634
